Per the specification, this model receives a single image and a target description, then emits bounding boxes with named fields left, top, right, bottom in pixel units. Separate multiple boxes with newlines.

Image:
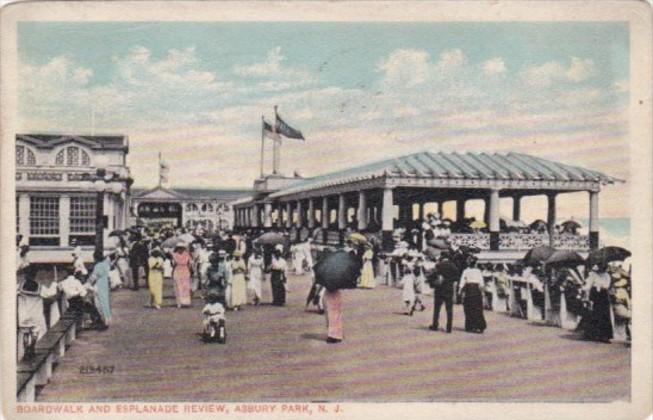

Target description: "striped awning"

left=268, top=151, right=621, bottom=199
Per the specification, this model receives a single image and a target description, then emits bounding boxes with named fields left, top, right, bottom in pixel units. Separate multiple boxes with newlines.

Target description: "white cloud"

left=520, top=57, right=596, bottom=87
left=376, top=49, right=430, bottom=87
left=233, top=46, right=318, bottom=91
left=565, top=56, right=595, bottom=82
left=434, top=48, right=466, bottom=74
left=482, top=57, right=506, bottom=75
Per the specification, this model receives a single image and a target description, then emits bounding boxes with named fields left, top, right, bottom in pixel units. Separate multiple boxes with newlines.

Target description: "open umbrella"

left=522, top=245, right=556, bottom=265
left=422, top=246, right=442, bottom=260
left=313, top=250, right=361, bottom=292
left=544, top=250, right=584, bottom=267
left=470, top=220, right=486, bottom=229
left=108, top=229, right=124, bottom=237
left=529, top=219, right=548, bottom=231
left=586, top=246, right=631, bottom=267
left=561, top=220, right=582, bottom=229
left=161, top=236, right=181, bottom=249
left=348, top=232, right=369, bottom=246
left=427, top=238, right=450, bottom=249
left=253, top=232, right=286, bottom=246
left=178, top=233, right=196, bottom=243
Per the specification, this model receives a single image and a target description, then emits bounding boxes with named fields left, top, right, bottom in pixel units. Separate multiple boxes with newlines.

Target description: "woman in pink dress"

left=324, top=289, right=344, bottom=343
left=172, top=243, right=192, bottom=308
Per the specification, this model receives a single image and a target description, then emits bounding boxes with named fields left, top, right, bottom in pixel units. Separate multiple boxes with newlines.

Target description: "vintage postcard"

left=1, top=1, right=651, bottom=419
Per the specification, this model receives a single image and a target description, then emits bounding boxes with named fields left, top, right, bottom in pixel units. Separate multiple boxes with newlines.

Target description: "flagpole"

left=158, top=152, right=162, bottom=188
left=273, top=105, right=280, bottom=175
left=260, top=115, right=265, bottom=178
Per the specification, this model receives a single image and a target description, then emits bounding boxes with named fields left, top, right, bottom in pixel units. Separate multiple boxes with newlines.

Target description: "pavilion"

left=232, top=151, right=621, bottom=253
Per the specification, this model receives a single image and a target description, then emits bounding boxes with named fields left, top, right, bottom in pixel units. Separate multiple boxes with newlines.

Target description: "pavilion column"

left=456, top=198, right=465, bottom=222
left=513, top=195, right=522, bottom=222
left=322, top=197, right=329, bottom=229
left=263, top=203, right=272, bottom=228
left=589, top=190, right=600, bottom=250
left=547, top=192, right=557, bottom=247
left=483, top=196, right=490, bottom=226
left=382, top=187, right=394, bottom=251
left=285, top=202, right=292, bottom=229
left=337, top=194, right=346, bottom=230
left=296, top=200, right=303, bottom=228
left=251, top=205, right=259, bottom=228
left=489, top=189, right=500, bottom=251
left=437, top=201, right=443, bottom=217
left=357, top=190, right=368, bottom=231
left=308, top=199, right=315, bottom=229
left=418, top=201, right=424, bottom=222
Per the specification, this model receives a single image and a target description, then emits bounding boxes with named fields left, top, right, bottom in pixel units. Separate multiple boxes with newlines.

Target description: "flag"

left=275, top=113, right=305, bottom=140
left=159, top=153, right=169, bottom=184
left=262, top=118, right=280, bottom=140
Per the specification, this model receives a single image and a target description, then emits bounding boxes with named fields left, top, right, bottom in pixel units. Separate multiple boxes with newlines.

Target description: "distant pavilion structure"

left=232, top=151, right=621, bottom=255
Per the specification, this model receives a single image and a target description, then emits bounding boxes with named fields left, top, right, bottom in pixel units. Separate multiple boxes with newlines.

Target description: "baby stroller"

left=201, top=291, right=226, bottom=344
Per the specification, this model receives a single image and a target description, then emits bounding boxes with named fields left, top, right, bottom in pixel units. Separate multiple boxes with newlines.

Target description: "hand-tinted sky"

left=17, top=22, right=630, bottom=219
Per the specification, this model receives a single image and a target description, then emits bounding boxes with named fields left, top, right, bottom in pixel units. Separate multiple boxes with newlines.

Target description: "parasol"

left=178, top=233, right=196, bottom=243
left=427, top=238, right=450, bottom=249
left=522, top=245, right=556, bottom=265
left=470, top=220, right=487, bottom=229
left=561, top=220, right=582, bottom=229
left=313, top=250, right=361, bottom=292
left=529, top=219, right=548, bottom=231
left=161, top=236, right=181, bottom=249
left=586, top=246, right=632, bottom=267
left=108, top=229, right=124, bottom=237
left=422, top=246, right=442, bottom=260
left=253, top=232, right=286, bottom=245
left=348, top=232, right=369, bottom=246
left=544, top=250, right=584, bottom=267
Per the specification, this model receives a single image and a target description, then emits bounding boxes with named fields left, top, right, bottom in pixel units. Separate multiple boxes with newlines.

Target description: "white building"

left=129, top=186, right=252, bottom=232
left=15, top=134, right=131, bottom=263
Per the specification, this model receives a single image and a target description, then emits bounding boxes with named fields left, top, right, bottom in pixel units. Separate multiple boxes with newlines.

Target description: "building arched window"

left=201, top=203, right=213, bottom=212
left=16, top=145, right=36, bottom=166
left=186, top=203, right=198, bottom=212
left=55, top=146, right=91, bottom=167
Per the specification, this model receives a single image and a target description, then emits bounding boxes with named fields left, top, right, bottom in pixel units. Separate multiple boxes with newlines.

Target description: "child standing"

left=401, top=255, right=416, bottom=315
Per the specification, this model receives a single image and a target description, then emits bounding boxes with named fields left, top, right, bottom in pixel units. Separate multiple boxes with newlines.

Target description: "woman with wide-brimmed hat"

left=229, top=250, right=247, bottom=311
left=579, top=264, right=613, bottom=343
left=172, top=242, right=192, bottom=308
left=458, top=257, right=487, bottom=333
left=270, top=245, right=288, bottom=306
left=148, top=249, right=165, bottom=309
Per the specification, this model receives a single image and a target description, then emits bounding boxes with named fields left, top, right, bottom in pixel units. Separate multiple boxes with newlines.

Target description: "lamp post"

left=83, top=156, right=129, bottom=256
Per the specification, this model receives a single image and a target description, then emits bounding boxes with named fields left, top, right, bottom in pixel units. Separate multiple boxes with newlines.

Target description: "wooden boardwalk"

left=36, top=270, right=630, bottom=402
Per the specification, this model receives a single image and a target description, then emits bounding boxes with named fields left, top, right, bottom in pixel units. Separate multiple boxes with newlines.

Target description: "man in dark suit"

left=428, top=254, right=458, bottom=333
left=129, top=236, right=149, bottom=290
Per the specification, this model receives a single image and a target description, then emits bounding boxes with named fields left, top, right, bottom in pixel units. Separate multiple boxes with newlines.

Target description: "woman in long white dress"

left=247, top=250, right=264, bottom=305
left=359, top=246, right=376, bottom=289
left=229, top=251, right=247, bottom=310
left=401, top=256, right=416, bottom=315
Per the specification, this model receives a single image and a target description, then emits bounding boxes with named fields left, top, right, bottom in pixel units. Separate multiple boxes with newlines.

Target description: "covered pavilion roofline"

left=263, top=150, right=622, bottom=201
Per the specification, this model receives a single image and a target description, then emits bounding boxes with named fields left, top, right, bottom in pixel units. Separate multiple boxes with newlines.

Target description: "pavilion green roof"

left=268, top=151, right=621, bottom=198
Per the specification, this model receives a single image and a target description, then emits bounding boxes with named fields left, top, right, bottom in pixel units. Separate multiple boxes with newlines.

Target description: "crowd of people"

left=16, top=217, right=631, bottom=359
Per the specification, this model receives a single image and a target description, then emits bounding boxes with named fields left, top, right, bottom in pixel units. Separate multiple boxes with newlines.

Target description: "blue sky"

left=17, top=21, right=629, bottom=219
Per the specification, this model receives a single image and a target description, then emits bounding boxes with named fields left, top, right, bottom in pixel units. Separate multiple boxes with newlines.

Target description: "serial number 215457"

left=79, top=365, right=115, bottom=374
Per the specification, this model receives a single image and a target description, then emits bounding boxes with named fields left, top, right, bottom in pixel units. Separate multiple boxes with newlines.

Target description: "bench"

left=16, top=309, right=82, bottom=402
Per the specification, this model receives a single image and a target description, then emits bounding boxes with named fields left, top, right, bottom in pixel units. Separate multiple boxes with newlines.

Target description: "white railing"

left=447, top=233, right=589, bottom=251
